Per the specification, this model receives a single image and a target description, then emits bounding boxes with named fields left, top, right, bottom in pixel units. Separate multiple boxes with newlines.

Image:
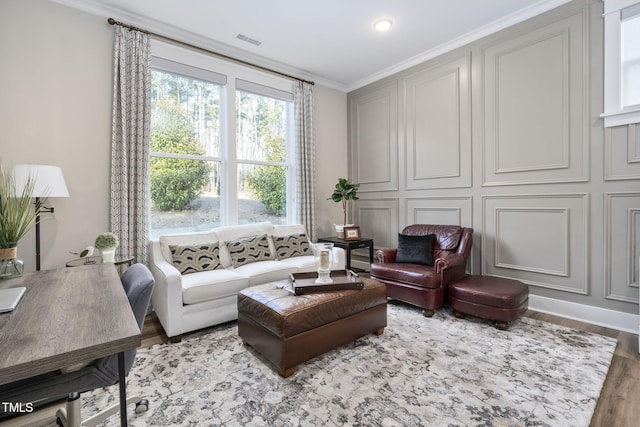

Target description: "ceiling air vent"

left=235, top=34, right=262, bottom=46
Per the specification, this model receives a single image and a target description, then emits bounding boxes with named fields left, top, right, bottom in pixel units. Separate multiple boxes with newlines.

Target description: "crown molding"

left=50, top=0, right=347, bottom=91
left=52, top=0, right=569, bottom=93
left=346, top=0, right=571, bottom=92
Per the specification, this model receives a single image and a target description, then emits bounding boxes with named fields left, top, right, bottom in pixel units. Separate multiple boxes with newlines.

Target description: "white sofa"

left=149, top=222, right=345, bottom=339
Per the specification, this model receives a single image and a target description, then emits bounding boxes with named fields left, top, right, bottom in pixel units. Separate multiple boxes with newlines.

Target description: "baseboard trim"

left=528, top=294, right=639, bottom=334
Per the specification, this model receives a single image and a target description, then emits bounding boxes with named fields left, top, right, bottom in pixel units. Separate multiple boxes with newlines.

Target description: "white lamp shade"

left=13, top=164, right=70, bottom=198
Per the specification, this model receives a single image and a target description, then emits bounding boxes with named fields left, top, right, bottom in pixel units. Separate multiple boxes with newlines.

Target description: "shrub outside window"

left=148, top=43, right=295, bottom=238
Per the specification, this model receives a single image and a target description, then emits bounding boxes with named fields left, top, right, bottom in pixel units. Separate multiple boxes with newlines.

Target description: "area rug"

left=82, top=303, right=616, bottom=426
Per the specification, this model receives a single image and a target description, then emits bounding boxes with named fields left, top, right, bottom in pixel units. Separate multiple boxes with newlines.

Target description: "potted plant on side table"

left=328, top=177, right=360, bottom=238
left=0, top=164, right=48, bottom=279
left=94, top=232, right=119, bottom=263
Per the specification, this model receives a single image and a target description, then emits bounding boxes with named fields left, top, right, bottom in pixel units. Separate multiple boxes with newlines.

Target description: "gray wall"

left=348, top=0, right=640, bottom=327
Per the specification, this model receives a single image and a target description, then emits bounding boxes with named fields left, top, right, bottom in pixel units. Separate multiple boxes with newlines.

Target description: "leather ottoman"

left=237, top=278, right=387, bottom=377
left=448, top=275, right=529, bottom=330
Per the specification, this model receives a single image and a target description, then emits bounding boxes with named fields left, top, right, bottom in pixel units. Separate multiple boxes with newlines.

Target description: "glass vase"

left=314, top=242, right=334, bottom=284
left=0, top=245, right=24, bottom=280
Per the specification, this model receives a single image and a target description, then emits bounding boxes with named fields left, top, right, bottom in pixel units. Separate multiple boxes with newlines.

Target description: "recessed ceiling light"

left=374, top=18, right=393, bottom=32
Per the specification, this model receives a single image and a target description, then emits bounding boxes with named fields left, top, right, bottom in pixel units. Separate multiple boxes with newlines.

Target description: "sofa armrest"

left=375, top=248, right=397, bottom=263
left=149, top=240, right=184, bottom=338
left=331, top=247, right=346, bottom=270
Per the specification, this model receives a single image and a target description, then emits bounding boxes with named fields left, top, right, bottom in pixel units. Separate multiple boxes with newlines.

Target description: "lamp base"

left=0, top=258, right=24, bottom=280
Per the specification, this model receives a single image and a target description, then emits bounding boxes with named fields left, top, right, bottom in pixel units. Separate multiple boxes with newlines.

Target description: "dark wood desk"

left=317, top=236, right=374, bottom=271
left=0, top=264, right=141, bottom=426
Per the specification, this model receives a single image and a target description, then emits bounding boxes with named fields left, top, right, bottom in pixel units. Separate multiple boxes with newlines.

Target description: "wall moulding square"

left=354, top=198, right=399, bottom=249
left=402, top=54, right=471, bottom=190
left=482, top=193, right=589, bottom=294
left=604, top=123, right=640, bottom=181
left=350, top=81, right=398, bottom=192
left=604, top=192, right=640, bottom=303
left=405, top=196, right=473, bottom=227
left=481, top=8, right=589, bottom=186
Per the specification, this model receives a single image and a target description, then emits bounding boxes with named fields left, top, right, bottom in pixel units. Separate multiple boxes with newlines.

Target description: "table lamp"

left=13, top=165, right=70, bottom=271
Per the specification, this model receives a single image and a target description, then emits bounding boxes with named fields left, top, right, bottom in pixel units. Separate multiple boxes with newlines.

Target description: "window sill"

left=601, top=106, right=640, bottom=127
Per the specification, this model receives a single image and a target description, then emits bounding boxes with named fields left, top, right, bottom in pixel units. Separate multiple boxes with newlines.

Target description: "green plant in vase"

left=94, top=232, right=119, bottom=263
left=328, top=177, right=360, bottom=238
left=0, top=164, right=49, bottom=279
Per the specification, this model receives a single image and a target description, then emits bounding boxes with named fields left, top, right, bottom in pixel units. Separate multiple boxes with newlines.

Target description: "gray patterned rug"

left=83, top=303, right=616, bottom=426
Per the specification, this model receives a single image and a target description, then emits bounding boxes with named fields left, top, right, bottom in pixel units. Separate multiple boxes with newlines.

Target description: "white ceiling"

left=54, top=0, right=570, bottom=91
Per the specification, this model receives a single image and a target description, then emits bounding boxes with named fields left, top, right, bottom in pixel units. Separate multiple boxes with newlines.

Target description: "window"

left=602, top=0, right=640, bottom=127
left=149, top=42, right=295, bottom=238
left=236, top=84, right=293, bottom=225
left=622, top=8, right=640, bottom=106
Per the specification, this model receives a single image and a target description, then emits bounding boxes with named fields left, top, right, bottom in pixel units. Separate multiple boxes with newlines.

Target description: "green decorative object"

left=94, top=232, right=119, bottom=250
left=0, top=164, right=49, bottom=279
left=328, top=178, right=360, bottom=226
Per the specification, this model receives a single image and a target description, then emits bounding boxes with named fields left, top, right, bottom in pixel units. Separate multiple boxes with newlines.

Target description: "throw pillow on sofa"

left=395, top=233, right=435, bottom=266
left=169, top=243, right=222, bottom=275
left=226, top=234, right=274, bottom=268
left=273, top=233, right=312, bottom=260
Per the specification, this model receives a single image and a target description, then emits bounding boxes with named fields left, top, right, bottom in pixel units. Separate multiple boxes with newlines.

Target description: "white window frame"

left=602, top=0, right=640, bottom=127
left=150, top=40, right=296, bottom=225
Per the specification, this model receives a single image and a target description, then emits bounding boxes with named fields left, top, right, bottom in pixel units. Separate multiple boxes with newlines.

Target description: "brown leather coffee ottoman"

left=448, top=275, right=529, bottom=330
left=237, top=278, right=387, bottom=377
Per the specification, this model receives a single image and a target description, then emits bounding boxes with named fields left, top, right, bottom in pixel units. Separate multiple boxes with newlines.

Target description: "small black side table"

left=317, top=236, right=374, bottom=272
left=66, top=255, right=134, bottom=268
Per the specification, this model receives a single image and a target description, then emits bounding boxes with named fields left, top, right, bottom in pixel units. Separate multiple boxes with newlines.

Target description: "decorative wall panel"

left=604, top=124, right=640, bottom=180
left=482, top=9, right=588, bottom=186
left=482, top=194, right=588, bottom=294
left=347, top=1, right=640, bottom=320
left=354, top=198, right=399, bottom=249
left=405, top=196, right=472, bottom=228
left=403, top=55, right=471, bottom=189
left=604, top=193, right=640, bottom=303
left=349, top=82, right=398, bottom=192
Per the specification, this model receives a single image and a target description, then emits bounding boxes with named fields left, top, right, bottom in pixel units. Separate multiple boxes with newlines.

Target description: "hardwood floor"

left=3, top=310, right=638, bottom=427
left=524, top=311, right=640, bottom=427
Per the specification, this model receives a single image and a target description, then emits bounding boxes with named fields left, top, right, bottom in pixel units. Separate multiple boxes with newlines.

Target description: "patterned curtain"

left=110, top=26, right=151, bottom=264
left=294, top=81, right=317, bottom=241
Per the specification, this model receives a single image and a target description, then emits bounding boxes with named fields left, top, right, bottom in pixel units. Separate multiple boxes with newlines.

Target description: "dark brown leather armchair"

left=370, top=224, right=473, bottom=317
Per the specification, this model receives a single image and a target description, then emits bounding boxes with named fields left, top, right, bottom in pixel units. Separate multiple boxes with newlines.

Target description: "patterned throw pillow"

left=226, top=234, right=273, bottom=268
left=273, top=233, right=312, bottom=260
left=169, top=243, right=222, bottom=275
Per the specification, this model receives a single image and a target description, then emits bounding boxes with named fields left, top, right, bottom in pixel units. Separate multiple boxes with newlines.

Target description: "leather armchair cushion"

left=369, top=262, right=442, bottom=289
left=395, top=233, right=435, bottom=265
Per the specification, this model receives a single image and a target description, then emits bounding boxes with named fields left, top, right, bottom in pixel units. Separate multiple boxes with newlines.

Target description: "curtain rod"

left=107, top=18, right=315, bottom=86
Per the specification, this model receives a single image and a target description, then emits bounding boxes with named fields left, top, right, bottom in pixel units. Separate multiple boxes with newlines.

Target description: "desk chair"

left=0, top=263, right=155, bottom=426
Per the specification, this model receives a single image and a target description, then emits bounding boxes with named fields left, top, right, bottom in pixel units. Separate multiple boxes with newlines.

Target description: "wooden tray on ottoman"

left=290, top=270, right=364, bottom=294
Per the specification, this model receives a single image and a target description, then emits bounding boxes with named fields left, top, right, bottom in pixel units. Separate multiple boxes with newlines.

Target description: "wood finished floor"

left=2, top=310, right=638, bottom=427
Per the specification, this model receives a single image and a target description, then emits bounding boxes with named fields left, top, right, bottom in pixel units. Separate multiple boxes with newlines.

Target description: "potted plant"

left=328, top=178, right=360, bottom=238
left=94, top=232, right=119, bottom=263
left=0, top=164, right=48, bottom=279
